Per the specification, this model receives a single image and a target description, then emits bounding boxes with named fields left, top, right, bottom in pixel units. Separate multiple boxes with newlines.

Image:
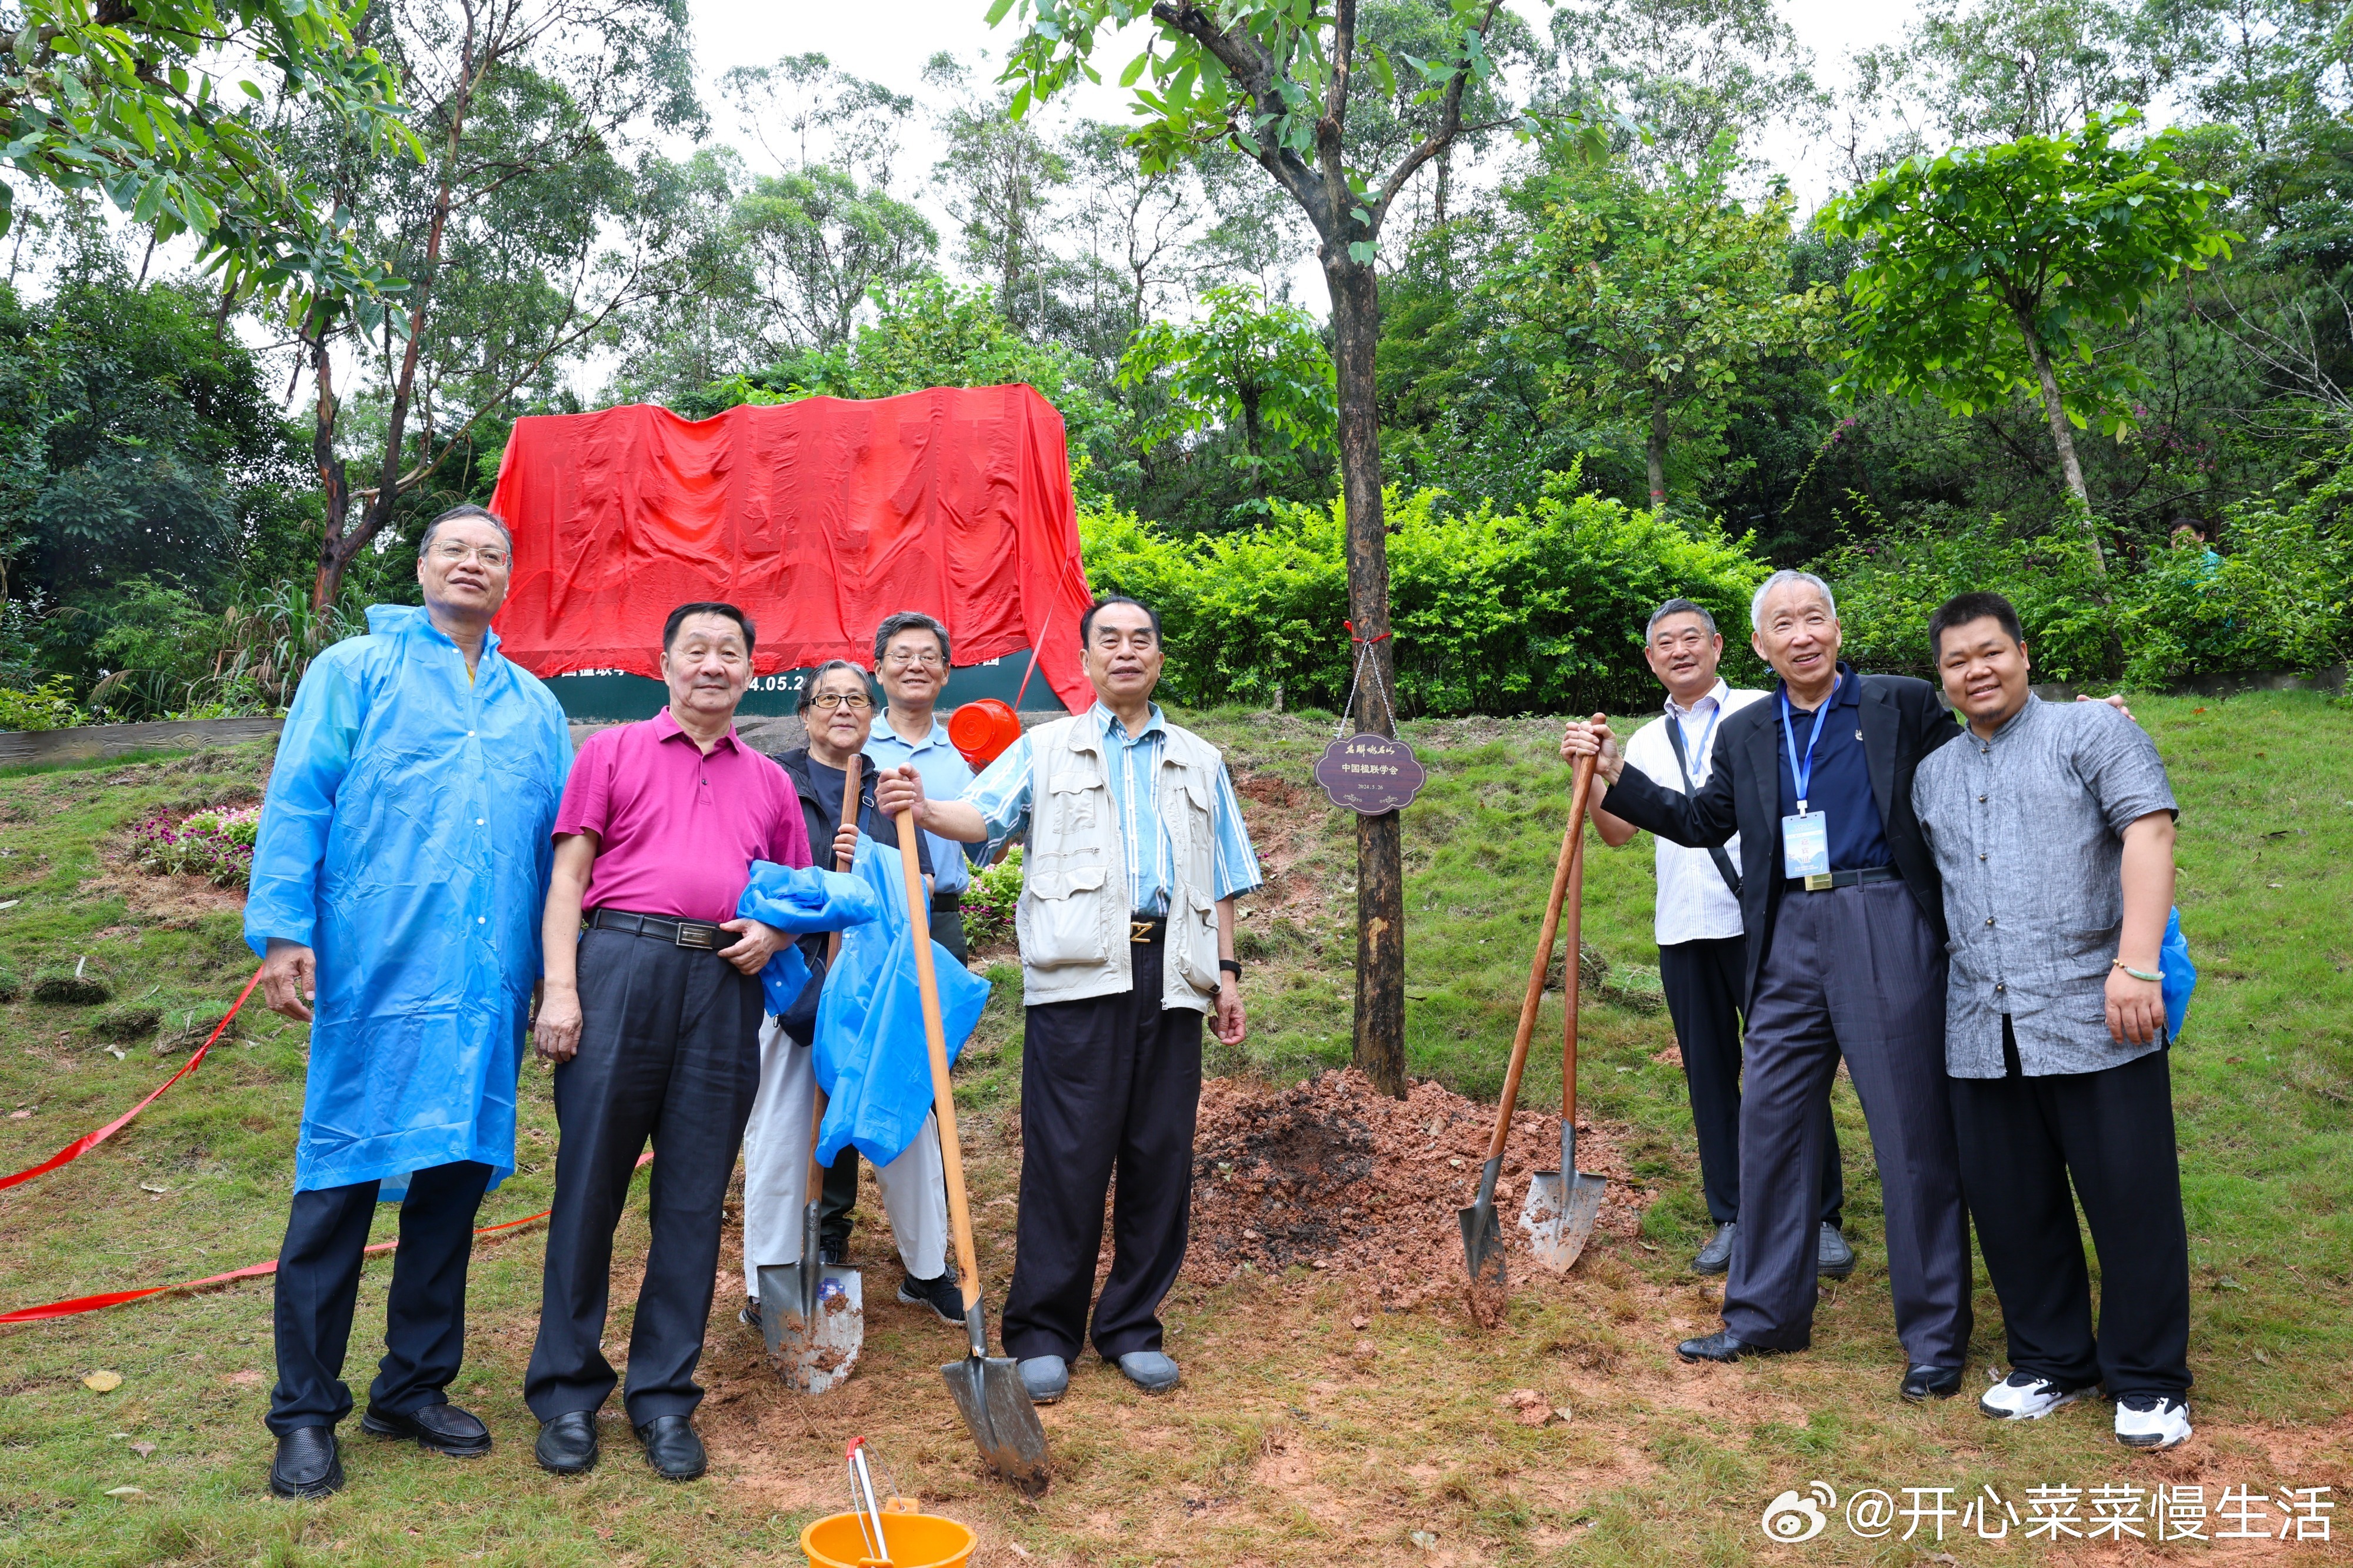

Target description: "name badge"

left=1781, top=811, right=1830, bottom=881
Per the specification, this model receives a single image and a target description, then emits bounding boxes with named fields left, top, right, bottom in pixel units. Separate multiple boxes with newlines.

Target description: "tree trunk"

left=2014, top=303, right=2107, bottom=573
left=1238, top=383, right=1269, bottom=501
left=309, top=341, right=352, bottom=610
left=1647, top=391, right=1669, bottom=510
left=312, top=30, right=479, bottom=609
left=1322, top=248, right=1407, bottom=1100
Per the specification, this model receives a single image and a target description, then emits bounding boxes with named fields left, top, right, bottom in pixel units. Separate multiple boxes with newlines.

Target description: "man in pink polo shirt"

left=523, top=602, right=809, bottom=1482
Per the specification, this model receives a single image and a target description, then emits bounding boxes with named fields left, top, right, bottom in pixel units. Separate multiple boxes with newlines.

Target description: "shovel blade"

left=1457, top=1199, right=1508, bottom=1290
left=1518, top=1170, right=1608, bottom=1273
left=942, top=1353, right=1051, bottom=1495
left=758, top=1263, right=864, bottom=1394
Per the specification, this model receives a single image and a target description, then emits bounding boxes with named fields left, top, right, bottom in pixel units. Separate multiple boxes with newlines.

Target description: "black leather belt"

left=1129, top=917, right=1166, bottom=944
left=588, top=908, right=724, bottom=949
left=1785, top=865, right=1901, bottom=894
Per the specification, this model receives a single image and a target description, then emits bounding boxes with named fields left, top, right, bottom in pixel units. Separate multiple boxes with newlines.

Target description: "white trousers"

left=740, top=1014, right=949, bottom=1299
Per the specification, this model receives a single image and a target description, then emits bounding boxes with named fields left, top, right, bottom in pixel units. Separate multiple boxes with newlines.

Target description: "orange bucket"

left=801, top=1508, right=976, bottom=1568
left=947, top=698, right=1024, bottom=771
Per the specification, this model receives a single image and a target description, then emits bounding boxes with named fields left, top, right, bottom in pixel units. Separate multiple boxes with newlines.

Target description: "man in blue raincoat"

left=245, top=504, right=571, bottom=1500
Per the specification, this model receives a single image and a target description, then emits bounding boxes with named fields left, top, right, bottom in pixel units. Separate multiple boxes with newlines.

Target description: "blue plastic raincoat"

left=811, top=836, right=991, bottom=1168
left=244, top=605, right=572, bottom=1197
left=732, top=860, right=881, bottom=1016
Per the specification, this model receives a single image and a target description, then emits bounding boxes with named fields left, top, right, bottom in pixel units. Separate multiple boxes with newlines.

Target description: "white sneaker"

left=1979, top=1371, right=2093, bottom=1421
left=2114, top=1394, right=2193, bottom=1450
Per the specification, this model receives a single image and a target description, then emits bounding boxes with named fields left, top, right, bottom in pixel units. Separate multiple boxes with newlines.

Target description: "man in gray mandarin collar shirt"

left=1913, top=591, right=2192, bottom=1453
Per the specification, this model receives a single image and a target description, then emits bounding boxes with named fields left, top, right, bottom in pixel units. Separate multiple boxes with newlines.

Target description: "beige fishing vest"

left=1015, top=713, right=1225, bottom=1013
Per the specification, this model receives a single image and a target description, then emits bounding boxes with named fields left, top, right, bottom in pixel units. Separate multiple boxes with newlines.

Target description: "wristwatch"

left=1218, top=959, right=1243, bottom=983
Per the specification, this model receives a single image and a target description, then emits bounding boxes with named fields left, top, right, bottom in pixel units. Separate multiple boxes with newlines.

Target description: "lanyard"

left=1671, top=700, right=1719, bottom=782
left=1779, top=678, right=1835, bottom=815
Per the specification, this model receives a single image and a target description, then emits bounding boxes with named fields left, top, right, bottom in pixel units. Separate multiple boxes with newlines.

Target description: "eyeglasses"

left=884, top=649, right=945, bottom=669
left=808, top=691, right=872, bottom=711
left=429, top=542, right=511, bottom=569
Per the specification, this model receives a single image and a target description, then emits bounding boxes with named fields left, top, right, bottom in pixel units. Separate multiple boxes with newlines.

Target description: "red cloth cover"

left=488, top=385, right=1094, bottom=710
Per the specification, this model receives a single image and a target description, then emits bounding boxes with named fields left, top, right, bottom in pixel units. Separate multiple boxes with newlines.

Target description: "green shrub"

left=1081, top=471, right=1771, bottom=715
left=0, top=676, right=86, bottom=732
left=962, top=846, right=1023, bottom=950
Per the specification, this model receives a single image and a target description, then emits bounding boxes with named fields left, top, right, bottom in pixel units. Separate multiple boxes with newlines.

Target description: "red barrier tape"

left=0, top=966, right=264, bottom=1192
left=0, top=1153, right=653, bottom=1325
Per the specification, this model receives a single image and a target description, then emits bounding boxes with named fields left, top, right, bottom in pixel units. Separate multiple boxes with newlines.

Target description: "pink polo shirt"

left=555, top=709, right=811, bottom=923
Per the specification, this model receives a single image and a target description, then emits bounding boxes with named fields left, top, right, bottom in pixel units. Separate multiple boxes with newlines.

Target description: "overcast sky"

left=696, top=0, right=1925, bottom=216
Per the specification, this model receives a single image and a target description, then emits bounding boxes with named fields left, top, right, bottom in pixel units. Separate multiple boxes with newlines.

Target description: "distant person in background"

left=801, top=611, right=995, bottom=1270
left=245, top=503, right=571, bottom=1499
left=1915, top=591, right=2193, bottom=1450
left=1587, top=598, right=1850, bottom=1280
left=525, top=603, right=808, bottom=1483
left=740, top=658, right=961, bottom=1331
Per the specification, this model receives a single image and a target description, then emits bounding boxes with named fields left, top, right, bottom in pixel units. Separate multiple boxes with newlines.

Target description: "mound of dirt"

left=1185, top=1067, right=1650, bottom=1311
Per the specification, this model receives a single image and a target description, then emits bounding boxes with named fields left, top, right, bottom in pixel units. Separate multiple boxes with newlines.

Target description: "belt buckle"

left=1804, top=872, right=1835, bottom=892
left=1130, top=920, right=1155, bottom=944
left=674, top=920, right=718, bottom=950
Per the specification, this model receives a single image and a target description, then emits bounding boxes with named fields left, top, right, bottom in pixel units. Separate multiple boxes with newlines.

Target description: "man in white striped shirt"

left=1589, top=599, right=1851, bottom=1278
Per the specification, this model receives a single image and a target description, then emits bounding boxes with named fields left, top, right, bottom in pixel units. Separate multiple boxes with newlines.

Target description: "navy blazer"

left=1598, top=673, right=1961, bottom=1008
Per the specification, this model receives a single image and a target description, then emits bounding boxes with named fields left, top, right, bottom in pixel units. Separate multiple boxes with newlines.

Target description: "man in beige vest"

left=876, top=596, right=1258, bottom=1403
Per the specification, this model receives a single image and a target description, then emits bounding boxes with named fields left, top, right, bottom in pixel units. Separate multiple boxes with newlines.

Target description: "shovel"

left=1459, top=753, right=1597, bottom=1291
left=1519, top=758, right=1608, bottom=1271
left=760, top=756, right=867, bottom=1392
left=895, top=808, right=1051, bottom=1495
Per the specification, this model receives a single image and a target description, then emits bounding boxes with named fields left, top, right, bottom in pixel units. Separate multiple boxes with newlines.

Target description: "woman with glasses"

left=736, top=659, right=967, bottom=1334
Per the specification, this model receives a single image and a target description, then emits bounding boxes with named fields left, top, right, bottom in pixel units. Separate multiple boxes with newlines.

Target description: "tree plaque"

left=1314, top=733, right=1427, bottom=815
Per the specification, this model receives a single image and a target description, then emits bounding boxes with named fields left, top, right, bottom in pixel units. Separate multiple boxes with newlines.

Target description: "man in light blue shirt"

left=862, top=611, right=992, bottom=964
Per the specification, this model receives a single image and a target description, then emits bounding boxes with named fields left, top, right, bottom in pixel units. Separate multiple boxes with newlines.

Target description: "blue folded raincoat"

left=733, top=860, right=882, bottom=1016
left=244, top=605, right=571, bottom=1197
left=812, top=836, right=991, bottom=1168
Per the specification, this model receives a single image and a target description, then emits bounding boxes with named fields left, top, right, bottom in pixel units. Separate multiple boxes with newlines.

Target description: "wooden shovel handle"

left=1561, top=792, right=1588, bottom=1133
left=826, top=755, right=861, bottom=960
left=1484, top=753, right=1597, bottom=1165
left=804, top=756, right=865, bottom=1196
left=896, top=808, right=985, bottom=1317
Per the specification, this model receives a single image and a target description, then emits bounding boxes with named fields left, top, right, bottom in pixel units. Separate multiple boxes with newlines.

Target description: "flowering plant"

left=130, top=805, right=261, bottom=888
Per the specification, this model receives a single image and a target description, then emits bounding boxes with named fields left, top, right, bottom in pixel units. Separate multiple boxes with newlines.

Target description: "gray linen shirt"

left=1912, top=695, right=2178, bottom=1077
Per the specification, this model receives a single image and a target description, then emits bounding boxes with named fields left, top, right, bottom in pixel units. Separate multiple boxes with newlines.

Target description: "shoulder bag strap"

left=1665, top=717, right=1743, bottom=898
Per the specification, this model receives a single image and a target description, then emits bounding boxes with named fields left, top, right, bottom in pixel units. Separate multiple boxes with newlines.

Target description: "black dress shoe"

left=634, top=1414, right=706, bottom=1481
left=361, top=1400, right=491, bottom=1456
left=1817, top=1223, right=1857, bottom=1279
left=534, top=1410, right=599, bottom=1475
left=1677, top=1330, right=1801, bottom=1363
left=1901, top=1364, right=1965, bottom=1402
left=1691, top=1222, right=1736, bottom=1275
left=268, top=1424, right=344, bottom=1499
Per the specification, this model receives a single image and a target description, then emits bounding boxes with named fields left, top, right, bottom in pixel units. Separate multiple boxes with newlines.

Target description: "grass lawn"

left=0, top=693, right=2347, bottom=1566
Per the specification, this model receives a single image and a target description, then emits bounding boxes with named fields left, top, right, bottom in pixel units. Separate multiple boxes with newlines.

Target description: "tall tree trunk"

left=1239, top=383, right=1269, bottom=502
left=1647, top=390, right=1669, bottom=510
left=2013, top=303, right=2107, bottom=573
left=309, top=341, right=351, bottom=609
left=311, top=24, right=480, bottom=609
left=1323, top=247, right=1407, bottom=1100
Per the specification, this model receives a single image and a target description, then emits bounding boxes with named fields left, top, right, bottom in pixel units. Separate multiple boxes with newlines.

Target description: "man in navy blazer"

left=1561, top=569, right=1972, bottom=1400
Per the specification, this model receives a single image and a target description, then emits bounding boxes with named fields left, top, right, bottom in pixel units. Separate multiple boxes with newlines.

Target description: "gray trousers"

left=1724, top=880, right=1972, bottom=1367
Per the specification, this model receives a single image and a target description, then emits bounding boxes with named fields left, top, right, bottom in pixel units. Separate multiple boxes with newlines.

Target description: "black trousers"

left=1725, top=881, right=1972, bottom=1367
left=1657, top=935, right=1844, bottom=1228
left=1949, top=1020, right=2191, bottom=1399
left=818, top=896, right=965, bottom=1255
left=268, top=1159, right=492, bottom=1435
left=1001, top=933, right=1203, bottom=1363
left=524, top=927, right=764, bottom=1424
